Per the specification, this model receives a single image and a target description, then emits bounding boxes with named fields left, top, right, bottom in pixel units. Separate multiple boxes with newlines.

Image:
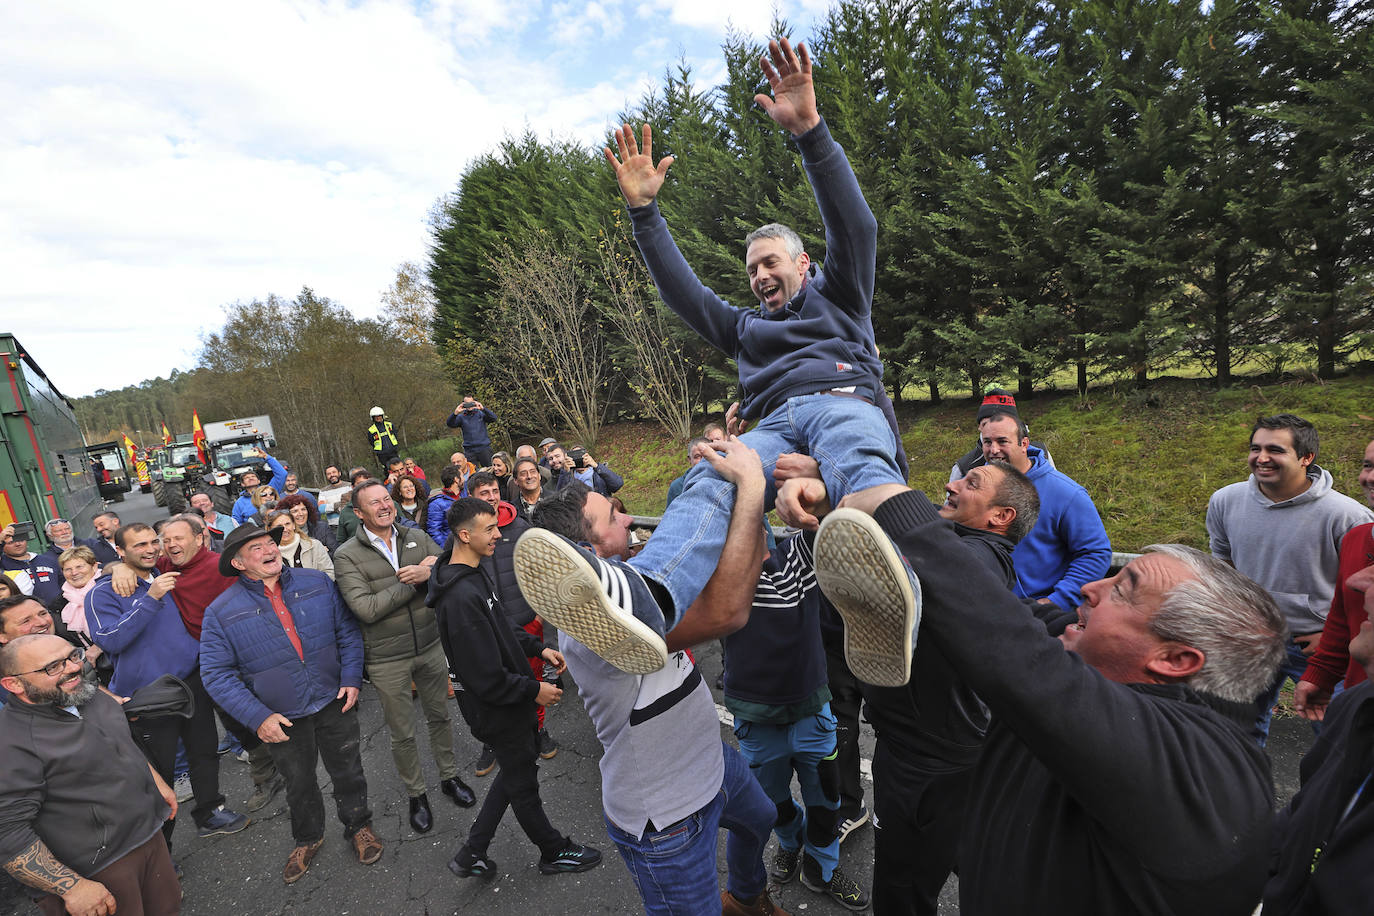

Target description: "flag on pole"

left=121, top=433, right=137, bottom=471
left=192, top=410, right=208, bottom=463
left=161, top=421, right=172, bottom=445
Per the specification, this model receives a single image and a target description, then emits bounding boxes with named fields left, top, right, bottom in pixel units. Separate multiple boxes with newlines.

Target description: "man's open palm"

left=755, top=38, right=821, bottom=136
left=604, top=123, right=673, bottom=208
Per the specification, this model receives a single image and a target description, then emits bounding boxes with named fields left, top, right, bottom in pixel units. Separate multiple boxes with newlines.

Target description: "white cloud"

left=0, top=0, right=827, bottom=396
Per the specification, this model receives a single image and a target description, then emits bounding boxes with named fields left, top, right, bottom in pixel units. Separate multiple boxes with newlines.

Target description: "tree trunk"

left=1017, top=362, right=1033, bottom=399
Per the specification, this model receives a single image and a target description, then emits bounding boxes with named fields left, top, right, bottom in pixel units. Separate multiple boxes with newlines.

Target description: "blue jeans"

left=605, top=742, right=773, bottom=914
left=733, top=705, right=841, bottom=881
left=630, top=393, right=903, bottom=617
left=1252, top=637, right=1342, bottom=746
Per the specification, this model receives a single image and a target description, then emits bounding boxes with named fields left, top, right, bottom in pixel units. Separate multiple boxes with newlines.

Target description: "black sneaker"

left=538, top=728, right=559, bottom=760
left=448, top=847, right=497, bottom=880
left=769, top=845, right=800, bottom=884
left=538, top=839, right=602, bottom=875
left=800, top=854, right=871, bottom=911
left=835, top=805, right=870, bottom=845
left=475, top=745, right=497, bottom=777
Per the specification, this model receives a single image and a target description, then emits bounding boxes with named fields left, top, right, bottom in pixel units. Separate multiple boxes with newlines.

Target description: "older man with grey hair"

left=808, top=483, right=1287, bottom=916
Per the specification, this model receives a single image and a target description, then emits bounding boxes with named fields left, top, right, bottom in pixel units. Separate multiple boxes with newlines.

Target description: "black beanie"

left=976, top=388, right=1019, bottom=423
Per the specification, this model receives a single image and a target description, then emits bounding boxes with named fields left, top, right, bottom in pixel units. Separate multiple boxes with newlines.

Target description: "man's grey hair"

left=745, top=223, right=804, bottom=260
left=164, top=514, right=205, bottom=537
left=986, top=461, right=1039, bottom=543
left=44, top=518, right=70, bottom=536
left=1143, top=544, right=1288, bottom=704
left=686, top=437, right=708, bottom=459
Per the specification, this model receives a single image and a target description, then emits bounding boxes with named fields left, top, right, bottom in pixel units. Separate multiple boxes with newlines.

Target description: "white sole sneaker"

left=813, top=508, right=920, bottom=687
left=514, top=529, right=668, bottom=674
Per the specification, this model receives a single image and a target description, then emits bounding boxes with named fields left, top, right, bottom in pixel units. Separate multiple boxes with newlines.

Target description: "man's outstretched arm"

left=664, top=438, right=768, bottom=651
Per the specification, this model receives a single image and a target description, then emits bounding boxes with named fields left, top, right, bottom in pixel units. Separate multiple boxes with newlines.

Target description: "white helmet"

left=370, top=406, right=385, bottom=417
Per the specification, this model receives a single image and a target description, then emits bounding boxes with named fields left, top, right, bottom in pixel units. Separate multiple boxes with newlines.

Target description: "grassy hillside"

left=427, top=372, right=1374, bottom=553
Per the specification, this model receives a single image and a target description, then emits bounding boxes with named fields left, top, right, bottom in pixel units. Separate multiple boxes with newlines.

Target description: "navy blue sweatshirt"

left=628, top=119, right=884, bottom=422
left=722, top=532, right=830, bottom=717
left=445, top=405, right=496, bottom=448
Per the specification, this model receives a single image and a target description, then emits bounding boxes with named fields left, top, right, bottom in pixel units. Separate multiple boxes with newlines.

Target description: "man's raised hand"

left=604, top=123, right=674, bottom=208
left=755, top=38, right=821, bottom=137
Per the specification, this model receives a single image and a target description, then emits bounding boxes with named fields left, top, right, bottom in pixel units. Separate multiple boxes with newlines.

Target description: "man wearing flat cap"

left=200, top=524, right=381, bottom=885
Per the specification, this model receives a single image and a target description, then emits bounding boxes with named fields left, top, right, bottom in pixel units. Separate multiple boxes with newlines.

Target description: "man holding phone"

left=548, top=445, right=624, bottom=498
left=446, top=395, right=497, bottom=468
left=1, top=523, right=62, bottom=606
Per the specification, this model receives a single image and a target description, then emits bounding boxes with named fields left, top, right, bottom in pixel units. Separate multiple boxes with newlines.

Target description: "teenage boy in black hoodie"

left=428, top=497, right=601, bottom=879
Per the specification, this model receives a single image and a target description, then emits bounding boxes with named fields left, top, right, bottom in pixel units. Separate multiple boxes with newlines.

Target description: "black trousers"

left=871, top=741, right=975, bottom=916
left=266, top=697, right=372, bottom=845
left=823, top=642, right=865, bottom=813
left=466, top=445, right=494, bottom=468
left=135, top=671, right=225, bottom=841
left=465, top=720, right=564, bottom=858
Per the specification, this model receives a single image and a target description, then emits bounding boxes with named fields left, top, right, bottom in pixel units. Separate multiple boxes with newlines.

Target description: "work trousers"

left=135, top=671, right=225, bottom=843
left=367, top=641, right=459, bottom=795
left=266, top=697, right=373, bottom=845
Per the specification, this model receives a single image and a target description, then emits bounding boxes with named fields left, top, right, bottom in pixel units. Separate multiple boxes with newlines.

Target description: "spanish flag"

left=192, top=410, right=208, bottom=463
left=122, top=433, right=138, bottom=470
left=161, top=421, right=172, bottom=445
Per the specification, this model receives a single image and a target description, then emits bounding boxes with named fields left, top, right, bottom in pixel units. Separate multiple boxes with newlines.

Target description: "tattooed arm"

left=3, top=839, right=114, bottom=914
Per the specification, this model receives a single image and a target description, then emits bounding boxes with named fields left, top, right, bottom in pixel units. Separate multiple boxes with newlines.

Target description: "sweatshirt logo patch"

left=835, top=361, right=852, bottom=372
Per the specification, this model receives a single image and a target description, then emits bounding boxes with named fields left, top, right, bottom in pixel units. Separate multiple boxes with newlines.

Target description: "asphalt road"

left=2, top=488, right=1319, bottom=915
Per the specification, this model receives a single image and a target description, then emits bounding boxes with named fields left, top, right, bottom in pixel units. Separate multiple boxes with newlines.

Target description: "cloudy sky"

left=1, top=0, right=830, bottom=397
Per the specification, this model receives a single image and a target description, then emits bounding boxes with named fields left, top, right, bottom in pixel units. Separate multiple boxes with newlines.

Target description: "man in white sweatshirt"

left=1206, top=413, right=1374, bottom=744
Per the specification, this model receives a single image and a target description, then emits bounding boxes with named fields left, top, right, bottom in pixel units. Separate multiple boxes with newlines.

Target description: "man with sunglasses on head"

left=0, top=633, right=181, bottom=915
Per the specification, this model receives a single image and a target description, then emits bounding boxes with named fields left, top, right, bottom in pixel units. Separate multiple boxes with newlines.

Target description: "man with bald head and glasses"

left=0, top=634, right=181, bottom=915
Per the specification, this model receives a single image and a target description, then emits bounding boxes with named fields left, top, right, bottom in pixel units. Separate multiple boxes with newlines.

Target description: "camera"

left=10, top=521, right=36, bottom=541
left=569, top=448, right=587, bottom=467
left=461, top=398, right=476, bottom=410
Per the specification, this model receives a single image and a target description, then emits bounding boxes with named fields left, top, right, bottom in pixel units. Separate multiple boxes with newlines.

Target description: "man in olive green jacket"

left=334, top=480, right=475, bottom=834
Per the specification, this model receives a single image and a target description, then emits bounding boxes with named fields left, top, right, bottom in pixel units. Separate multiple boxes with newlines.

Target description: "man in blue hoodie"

left=518, top=38, right=915, bottom=686
left=976, top=411, right=1111, bottom=612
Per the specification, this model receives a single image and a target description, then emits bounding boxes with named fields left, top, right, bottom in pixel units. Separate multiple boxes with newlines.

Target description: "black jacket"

left=427, top=551, right=546, bottom=742
left=481, top=504, right=537, bottom=629
left=873, top=490, right=1274, bottom=916
left=1264, top=680, right=1374, bottom=915
left=0, top=691, right=169, bottom=876
left=861, top=523, right=1015, bottom=770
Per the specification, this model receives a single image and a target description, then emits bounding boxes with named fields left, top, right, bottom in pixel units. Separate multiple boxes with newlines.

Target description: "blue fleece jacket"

left=231, top=454, right=287, bottom=524
left=84, top=576, right=202, bottom=696
left=200, top=567, right=363, bottom=731
left=628, top=119, right=883, bottom=422
left=1010, top=447, right=1112, bottom=610
left=446, top=405, right=496, bottom=448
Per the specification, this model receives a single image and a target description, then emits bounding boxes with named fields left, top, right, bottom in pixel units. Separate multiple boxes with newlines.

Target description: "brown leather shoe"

left=721, top=888, right=792, bottom=916
left=283, top=839, right=324, bottom=884
left=351, top=825, right=383, bottom=865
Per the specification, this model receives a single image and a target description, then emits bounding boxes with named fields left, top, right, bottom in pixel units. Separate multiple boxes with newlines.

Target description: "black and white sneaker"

left=813, top=508, right=921, bottom=687
left=801, top=854, right=871, bottom=911
left=514, top=529, right=668, bottom=674
left=448, top=847, right=497, bottom=880
left=538, top=839, right=602, bottom=875
left=835, top=804, right=870, bottom=845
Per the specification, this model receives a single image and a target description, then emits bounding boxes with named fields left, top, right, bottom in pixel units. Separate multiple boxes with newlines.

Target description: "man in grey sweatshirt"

left=1206, top=413, right=1374, bottom=744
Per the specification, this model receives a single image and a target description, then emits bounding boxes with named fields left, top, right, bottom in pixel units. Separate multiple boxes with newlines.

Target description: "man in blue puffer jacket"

left=200, top=523, right=382, bottom=885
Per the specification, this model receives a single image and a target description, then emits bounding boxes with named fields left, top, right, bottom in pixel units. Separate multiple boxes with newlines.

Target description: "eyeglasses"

left=20, top=647, right=85, bottom=678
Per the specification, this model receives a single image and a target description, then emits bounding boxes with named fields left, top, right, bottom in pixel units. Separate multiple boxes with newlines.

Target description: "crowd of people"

left=2, top=36, right=1372, bottom=916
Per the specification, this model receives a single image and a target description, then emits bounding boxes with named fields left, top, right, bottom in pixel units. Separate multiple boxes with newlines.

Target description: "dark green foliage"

left=426, top=0, right=1373, bottom=433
